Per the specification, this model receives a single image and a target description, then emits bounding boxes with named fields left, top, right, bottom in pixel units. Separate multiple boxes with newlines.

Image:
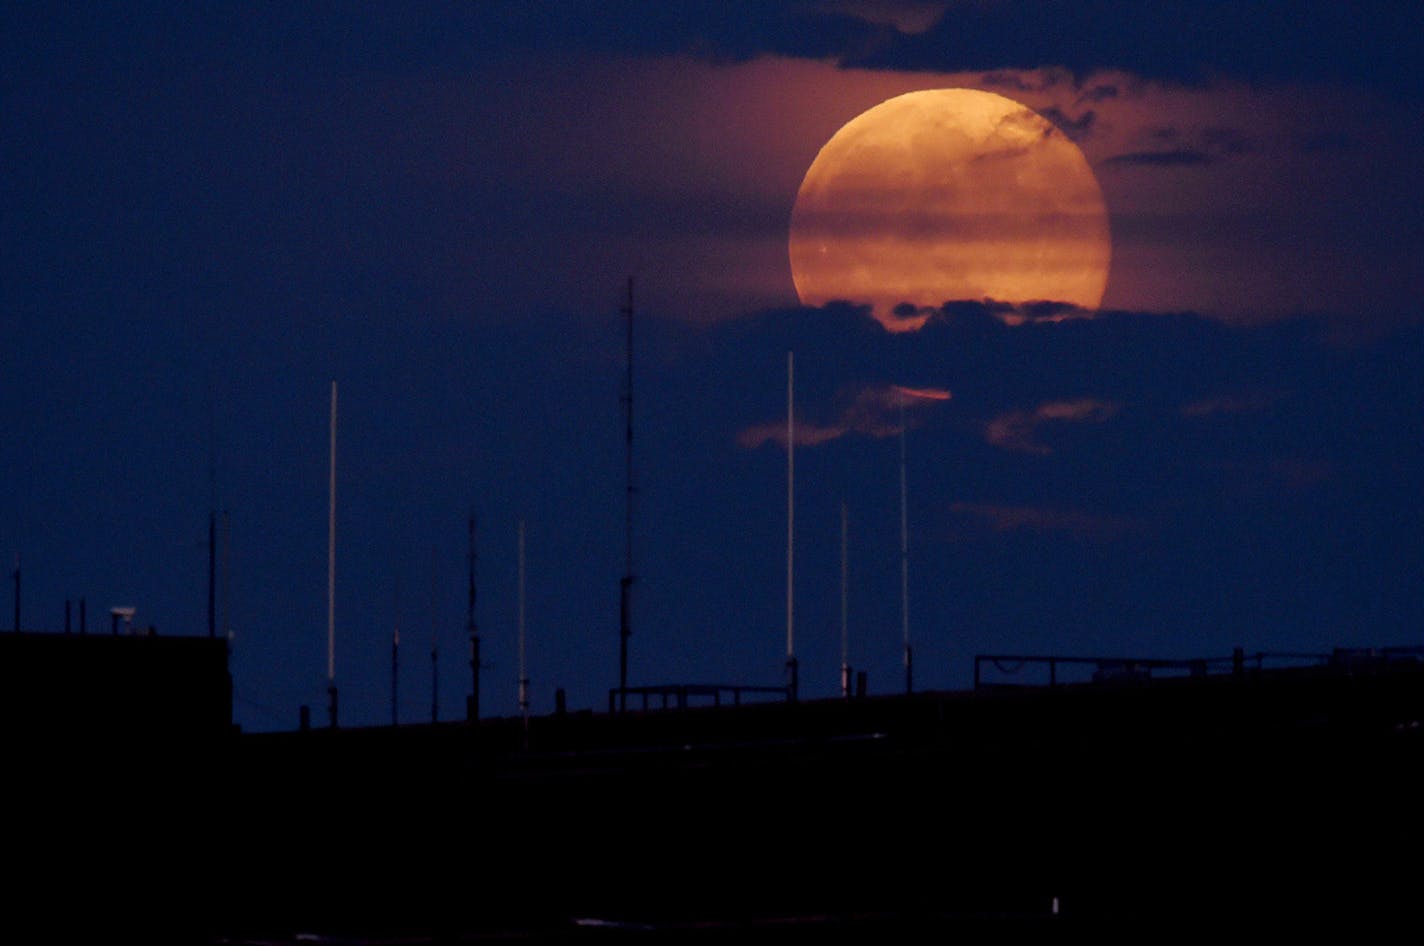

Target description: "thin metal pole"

left=431, top=548, right=439, bottom=724
left=786, top=352, right=797, bottom=700
left=392, top=569, right=403, bottom=726
left=12, top=553, right=19, bottom=632
left=468, top=512, right=480, bottom=721
left=518, top=519, right=529, bottom=728
left=900, top=398, right=912, bottom=694
left=841, top=501, right=850, bottom=699
left=208, top=511, right=216, bottom=638
left=327, top=380, right=338, bottom=727
left=208, top=391, right=217, bottom=638
left=221, top=510, right=231, bottom=641
left=619, top=276, right=635, bottom=710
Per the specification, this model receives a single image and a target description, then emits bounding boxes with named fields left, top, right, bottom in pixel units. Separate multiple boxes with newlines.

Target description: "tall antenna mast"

left=207, top=391, right=217, bottom=639
left=618, top=276, right=635, bottom=710
left=430, top=548, right=439, bottom=724
left=221, top=510, right=231, bottom=641
left=207, top=508, right=216, bottom=638
left=392, top=572, right=401, bottom=727
left=518, top=519, right=529, bottom=734
left=900, top=397, right=912, bottom=694
left=785, top=351, right=797, bottom=700
left=327, top=380, right=339, bottom=727
left=841, top=501, right=850, bottom=699
left=467, top=512, right=480, bottom=721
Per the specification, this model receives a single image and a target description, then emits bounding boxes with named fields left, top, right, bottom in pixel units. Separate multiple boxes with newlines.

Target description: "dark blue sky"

left=4, top=3, right=1421, bottom=730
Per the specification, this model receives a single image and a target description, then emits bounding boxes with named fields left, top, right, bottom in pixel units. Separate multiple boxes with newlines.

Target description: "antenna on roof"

left=430, top=547, right=439, bottom=724
left=221, top=510, right=231, bottom=642
left=327, top=380, right=339, bottom=728
left=518, top=519, right=529, bottom=742
left=392, top=572, right=400, bottom=728
left=208, top=511, right=217, bottom=639
left=900, top=396, right=912, bottom=694
left=208, top=389, right=217, bottom=639
left=618, top=276, right=635, bottom=711
left=841, top=501, right=850, bottom=699
left=467, top=512, right=480, bottom=722
left=786, top=351, right=798, bottom=701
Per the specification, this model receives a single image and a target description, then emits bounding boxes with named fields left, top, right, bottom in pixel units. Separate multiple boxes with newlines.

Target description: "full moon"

left=789, top=89, right=1111, bottom=330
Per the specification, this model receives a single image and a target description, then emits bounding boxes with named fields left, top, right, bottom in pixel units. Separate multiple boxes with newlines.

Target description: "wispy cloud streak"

left=739, top=382, right=951, bottom=449
left=984, top=398, right=1118, bottom=455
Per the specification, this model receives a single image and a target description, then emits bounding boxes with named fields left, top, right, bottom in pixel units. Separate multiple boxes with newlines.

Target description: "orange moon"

left=789, top=89, right=1111, bottom=330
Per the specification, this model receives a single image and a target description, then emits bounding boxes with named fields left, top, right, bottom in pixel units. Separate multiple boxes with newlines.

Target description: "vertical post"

left=900, top=398, right=912, bottom=694
left=392, top=623, right=400, bottom=727
left=208, top=386, right=217, bottom=639
left=619, top=277, right=635, bottom=711
left=785, top=352, right=797, bottom=700
left=392, top=560, right=402, bottom=726
left=841, top=501, right=850, bottom=699
left=518, top=518, right=529, bottom=740
left=221, top=510, right=232, bottom=641
left=12, top=553, right=19, bottom=632
left=468, top=512, right=480, bottom=722
left=327, top=380, right=338, bottom=728
left=430, top=548, right=439, bottom=724
left=80, top=597, right=87, bottom=634
left=208, top=511, right=216, bottom=638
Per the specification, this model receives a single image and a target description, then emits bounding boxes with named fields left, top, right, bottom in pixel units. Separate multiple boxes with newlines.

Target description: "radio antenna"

left=618, top=277, right=635, bottom=710
left=327, top=380, right=338, bottom=727
left=785, top=351, right=797, bottom=700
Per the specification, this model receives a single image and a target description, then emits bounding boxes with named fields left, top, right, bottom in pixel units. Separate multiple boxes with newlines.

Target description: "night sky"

left=5, top=3, right=1422, bottom=732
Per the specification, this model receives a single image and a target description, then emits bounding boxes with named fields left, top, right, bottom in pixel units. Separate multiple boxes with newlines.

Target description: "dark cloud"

left=1078, top=84, right=1120, bottom=103
left=1040, top=107, right=1097, bottom=142
left=16, top=3, right=1418, bottom=95
left=847, top=2, right=1424, bottom=97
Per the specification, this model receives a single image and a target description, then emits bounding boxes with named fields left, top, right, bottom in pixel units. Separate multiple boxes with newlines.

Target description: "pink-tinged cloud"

left=952, top=502, right=1139, bottom=540
left=985, top=397, right=1118, bottom=454
left=738, top=382, right=951, bottom=449
left=893, top=384, right=953, bottom=402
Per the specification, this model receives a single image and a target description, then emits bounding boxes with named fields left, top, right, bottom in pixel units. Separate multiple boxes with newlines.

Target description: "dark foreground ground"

left=8, top=652, right=1423, bottom=942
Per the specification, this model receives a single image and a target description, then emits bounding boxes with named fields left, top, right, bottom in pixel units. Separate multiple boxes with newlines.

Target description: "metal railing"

left=972, top=648, right=1351, bottom=690
left=609, top=683, right=791, bottom=713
